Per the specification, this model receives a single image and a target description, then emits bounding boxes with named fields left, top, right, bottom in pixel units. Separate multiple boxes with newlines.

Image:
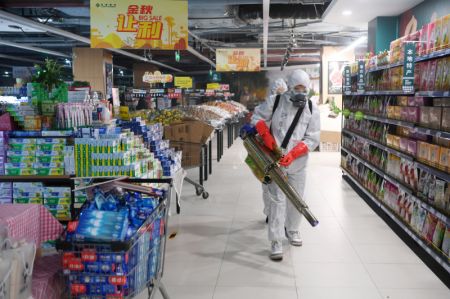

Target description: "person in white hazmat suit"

left=262, top=79, right=288, bottom=221
left=251, top=69, right=320, bottom=261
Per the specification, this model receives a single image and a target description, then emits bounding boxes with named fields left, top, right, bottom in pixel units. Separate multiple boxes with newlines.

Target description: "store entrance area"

left=146, top=139, right=449, bottom=299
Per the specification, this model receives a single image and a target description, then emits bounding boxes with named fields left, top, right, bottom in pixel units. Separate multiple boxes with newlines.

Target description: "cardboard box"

left=170, top=141, right=202, bottom=168
left=164, top=119, right=214, bottom=144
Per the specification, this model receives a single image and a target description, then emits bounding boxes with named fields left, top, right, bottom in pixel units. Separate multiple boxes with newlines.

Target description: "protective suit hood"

left=287, top=69, right=311, bottom=93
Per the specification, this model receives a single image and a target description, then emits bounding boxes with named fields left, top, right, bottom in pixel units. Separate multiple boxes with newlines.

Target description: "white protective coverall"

left=262, top=78, right=288, bottom=216
left=252, top=70, right=321, bottom=241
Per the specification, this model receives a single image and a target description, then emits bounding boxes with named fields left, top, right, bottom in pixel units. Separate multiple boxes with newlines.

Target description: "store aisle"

left=147, top=140, right=449, bottom=299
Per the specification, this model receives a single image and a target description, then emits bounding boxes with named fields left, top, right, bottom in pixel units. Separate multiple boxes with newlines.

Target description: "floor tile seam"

left=212, top=182, right=242, bottom=296
left=330, top=181, right=387, bottom=298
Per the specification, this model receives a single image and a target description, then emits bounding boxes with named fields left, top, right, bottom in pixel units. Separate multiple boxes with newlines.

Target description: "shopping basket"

left=56, top=178, right=172, bottom=299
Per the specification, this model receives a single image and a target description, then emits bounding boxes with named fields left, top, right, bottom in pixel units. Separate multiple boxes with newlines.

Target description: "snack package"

left=428, top=175, right=437, bottom=204
left=428, top=107, right=442, bottom=129
left=442, top=108, right=450, bottom=131
left=427, top=21, right=437, bottom=54
left=422, top=213, right=438, bottom=241
left=428, top=144, right=441, bottom=166
left=420, top=61, right=430, bottom=91
left=441, top=15, right=450, bottom=50
left=442, top=227, right=450, bottom=256
left=426, top=60, right=438, bottom=91
left=419, top=25, right=429, bottom=55
left=434, top=179, right=447, bottom=211
left=417, top=141, right=430, bottom=162
left=441, top=57, right=450, bottom=91
left=434, top=17, right=443, bottom=52
left=433, top=220, right=446, bottom=249
left=398, top=96, right=408, bottom=106
left=439, top=147, right=449, bottom=171
left=419, top=107, right=431, bottom=127
left=435, top=58, right=445, bottom=91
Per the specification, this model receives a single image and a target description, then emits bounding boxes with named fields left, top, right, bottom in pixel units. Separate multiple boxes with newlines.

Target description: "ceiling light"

left=4, top=71, right=9, bottom=75
left=65, top=58, right=71, bottom=64
left=342, top=10, right=352, bottom=16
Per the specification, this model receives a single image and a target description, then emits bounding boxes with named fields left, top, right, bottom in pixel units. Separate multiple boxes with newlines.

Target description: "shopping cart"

left=169, top=140, right=211, bottom=204
left=56, top=178, right=172, bottom=299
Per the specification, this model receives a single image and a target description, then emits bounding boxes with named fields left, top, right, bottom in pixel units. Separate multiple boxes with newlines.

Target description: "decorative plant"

left=32, top=58, right=64, bottom=92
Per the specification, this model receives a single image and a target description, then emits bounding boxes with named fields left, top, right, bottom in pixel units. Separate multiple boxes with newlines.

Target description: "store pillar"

left=72, top=48, right=113, bottom=98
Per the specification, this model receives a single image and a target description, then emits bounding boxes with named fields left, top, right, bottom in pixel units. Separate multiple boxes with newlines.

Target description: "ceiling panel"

left=324, top=0, right=424, bottom=29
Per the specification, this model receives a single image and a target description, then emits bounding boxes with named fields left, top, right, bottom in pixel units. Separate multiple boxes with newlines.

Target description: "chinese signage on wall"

left=402, top=42, right=415, bottom=93
left=216, top=49, right=261, bottom=72
left=357, top=60, right=365, bottom=93
left=90, top=0, right=188, bottom=49
left=143, top=71, right=173, bottom=84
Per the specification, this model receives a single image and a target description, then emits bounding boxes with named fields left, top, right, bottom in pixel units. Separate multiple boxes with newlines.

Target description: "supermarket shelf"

left=341, top=147, right=449, bottom=223
left=367, top=61, right=403, bottom=73
left=348, top=111, right=450, bottom=139
left=345, top=90, right=415, bottom=96
left=415, top=91, right=450, bottom=97
left=341, top=167, right=450, bottom=273
left=342, top=129, right=413, bottom=161
left=415, top=48, right=450, bottom=63
left=342, top=129, right=450, bottom=181
left=365, top=48, right=450, bottom=73
left=0, top=175, right=73, bottom=182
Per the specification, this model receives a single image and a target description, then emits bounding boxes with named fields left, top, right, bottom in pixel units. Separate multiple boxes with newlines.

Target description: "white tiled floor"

left=140, top=139, right=449, bottom=299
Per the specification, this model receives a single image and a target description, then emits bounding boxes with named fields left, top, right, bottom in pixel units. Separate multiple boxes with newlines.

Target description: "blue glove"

left=240, top=124, right=257, bottom=138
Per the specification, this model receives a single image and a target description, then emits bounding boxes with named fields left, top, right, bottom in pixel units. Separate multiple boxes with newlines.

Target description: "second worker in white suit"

left=251, top=69, right=320, bottom=261
left=262, top=78, right=288, bottom=221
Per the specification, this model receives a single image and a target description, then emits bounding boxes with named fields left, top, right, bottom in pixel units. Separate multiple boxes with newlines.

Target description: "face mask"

left=289, top=91, right=307, bottom=108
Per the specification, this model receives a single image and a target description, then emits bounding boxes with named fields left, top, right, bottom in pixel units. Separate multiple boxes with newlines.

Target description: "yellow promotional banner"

left=206, top=83, right=220, bottom=90
left=90, top=0, right=188, bottom=49
left=175, top=77, right=193, bottom=88
left=216, top=48, right=261, bottom=72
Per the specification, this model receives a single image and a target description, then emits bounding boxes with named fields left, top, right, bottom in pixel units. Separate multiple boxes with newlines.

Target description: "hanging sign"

left=402, top=42, right=415, bottom=93
left=167, top=88, right=182, bottom=99
left=143, top=71, right=173, bottom=84
left=174, top=77, right=193, bottom=88
left=343, top=65, right=351, bottom=94
left=206, top=83, right=220, bottom=90
left=356, top=60, right=365, bottom=93
left=149, top=89, right=165, bottom=95
left=216, top=48, right=261, bottom=72
left=205, top=89, right=215, bottom=96
left=90, top=0, right=188, bottom=49
left=219, top=84, right=230, bottom=91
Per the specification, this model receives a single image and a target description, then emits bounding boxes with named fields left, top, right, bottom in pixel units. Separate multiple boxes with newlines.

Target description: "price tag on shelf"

left=402, top=42, right=415, bottom=93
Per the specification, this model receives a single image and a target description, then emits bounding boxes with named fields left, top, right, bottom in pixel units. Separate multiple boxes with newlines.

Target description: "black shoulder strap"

left=280, top=99, right=313, bottom=149
left=272, top=94, right=281, bottom=116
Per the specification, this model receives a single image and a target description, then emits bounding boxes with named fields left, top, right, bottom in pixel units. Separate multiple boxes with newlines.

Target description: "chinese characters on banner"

left=174, top=77, right=193, bottom=88
left=402, top=42, right=415, bottom=93
left=216, top=49, right=261, bottom=72
left=343, top=65, right=351, bottom=94
left=357, top=60, right=365, bottom=93
left=90, top=0, right=188, bottom=49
